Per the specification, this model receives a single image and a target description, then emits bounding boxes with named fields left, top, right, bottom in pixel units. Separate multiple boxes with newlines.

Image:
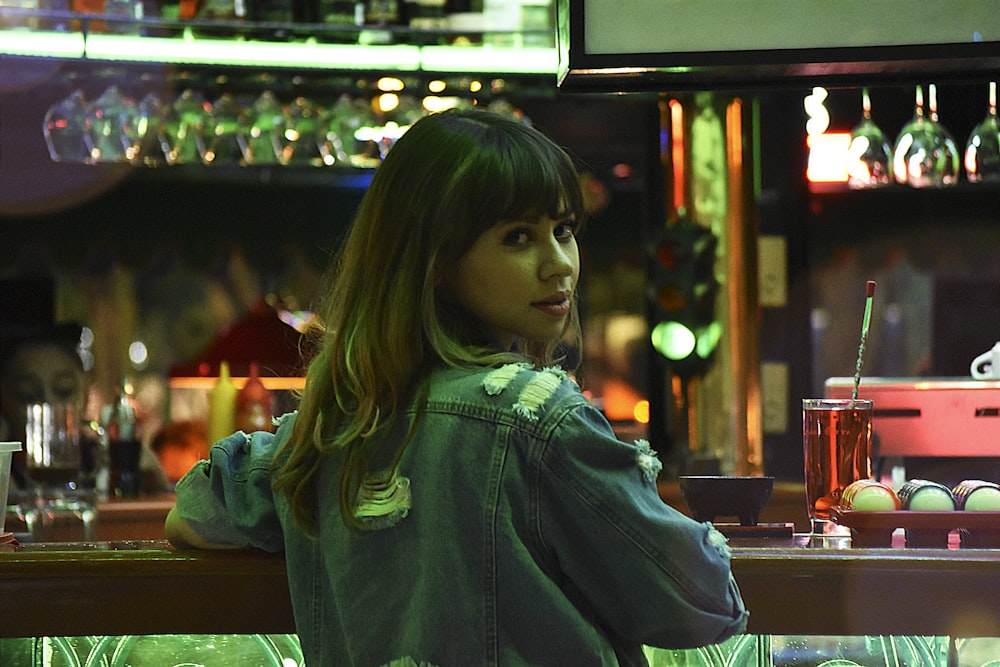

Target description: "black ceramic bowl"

left=679, top=475, right=775, bottom=526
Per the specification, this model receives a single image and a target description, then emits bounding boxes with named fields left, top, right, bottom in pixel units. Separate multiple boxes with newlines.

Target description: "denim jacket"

left=174, top=363, right=748, bottom=666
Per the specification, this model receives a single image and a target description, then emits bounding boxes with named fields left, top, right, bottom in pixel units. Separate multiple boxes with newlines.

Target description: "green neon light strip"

left=421, top=45, right=558, bottom=74
left=0, top=30, right=558, bottom=75
left=0, top=30, right=85, bottom=58
left=85, top=34, right=423, bottom=70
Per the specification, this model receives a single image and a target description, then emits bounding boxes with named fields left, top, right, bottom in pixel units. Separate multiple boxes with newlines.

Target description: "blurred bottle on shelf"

left=70, top=0, right=108, bottom=31
left=0, top=0, right=41, bottom=30
left=364, top=0, right=399, bottom=24
left=518, top=0, right=551, bottom=47
left=483, top=0, right=518, bottom=46
left=102, top=377, right=143, bottom=498
left=404, top=0, right=446, bottom=31
left=236, top=362, right=274, bottom=433
left=249, top=0, right=293, bottom=39
left=357, top=0, right=400, bottom=43
left=196, top=0, right=248, bottom=20
left=103, top=0, right=145, bottom=33
left=40, top=0, right=72, bottom=30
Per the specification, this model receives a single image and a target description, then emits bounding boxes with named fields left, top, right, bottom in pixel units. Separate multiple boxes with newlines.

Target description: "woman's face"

left=448, top=214, right=580, bottom=349
left=1, top=342, right=84, bottom=437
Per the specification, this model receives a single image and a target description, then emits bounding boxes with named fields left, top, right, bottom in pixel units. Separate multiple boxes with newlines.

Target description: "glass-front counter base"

left=2, top=635, right=998, bottom=666
left=0, top=634, right=304, bottom=667
left=650, top=635, right=1000, bottom=666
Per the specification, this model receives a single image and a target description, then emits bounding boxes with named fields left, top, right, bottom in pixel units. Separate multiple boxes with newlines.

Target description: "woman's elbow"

left=164, top=507, right=243, bottom=550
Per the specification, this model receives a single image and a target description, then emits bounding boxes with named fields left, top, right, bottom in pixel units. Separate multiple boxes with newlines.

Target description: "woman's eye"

left=503, top=228, right=531, bottom=246
left=555, top=222, right=578, bottom=241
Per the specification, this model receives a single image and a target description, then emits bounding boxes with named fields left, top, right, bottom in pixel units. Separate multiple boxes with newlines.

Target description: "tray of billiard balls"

left=832, top=479, right=1000, bottom=548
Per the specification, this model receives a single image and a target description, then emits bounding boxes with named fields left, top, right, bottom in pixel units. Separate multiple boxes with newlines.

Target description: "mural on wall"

left=2, top=215, right=330, bottom=451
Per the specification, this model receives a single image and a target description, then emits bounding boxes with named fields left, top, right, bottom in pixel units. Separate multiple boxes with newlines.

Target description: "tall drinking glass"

left=20, top=402, right=97, bottom=541
left=24, top=402, right=81, bottom=488
left=802, top=398, right=873, bottom=534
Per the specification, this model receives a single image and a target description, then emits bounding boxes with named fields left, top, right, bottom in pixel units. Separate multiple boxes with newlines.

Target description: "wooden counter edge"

left=2, top=542, right=999, bottom=638
left=0, top=542, right=295, bottom=637
left=731, top=546, right=1000, bottom=636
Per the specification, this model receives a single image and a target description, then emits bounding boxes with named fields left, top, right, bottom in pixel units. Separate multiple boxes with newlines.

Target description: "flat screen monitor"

left=558, top=0, right=1000, bottom=91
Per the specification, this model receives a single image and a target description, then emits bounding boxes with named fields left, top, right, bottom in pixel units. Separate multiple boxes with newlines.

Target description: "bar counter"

left=2, top=537, right=999, bottom=639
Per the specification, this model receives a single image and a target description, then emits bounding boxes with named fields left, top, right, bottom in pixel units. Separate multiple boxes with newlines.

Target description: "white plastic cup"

left=1, top=441, right=23, bottom=535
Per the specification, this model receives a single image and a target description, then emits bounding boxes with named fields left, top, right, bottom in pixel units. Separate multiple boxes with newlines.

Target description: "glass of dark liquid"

left=21, top=402, right=97, bottom=541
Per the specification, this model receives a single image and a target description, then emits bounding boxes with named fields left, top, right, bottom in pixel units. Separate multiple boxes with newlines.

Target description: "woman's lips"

left=532, top=292, right=571, bottom=317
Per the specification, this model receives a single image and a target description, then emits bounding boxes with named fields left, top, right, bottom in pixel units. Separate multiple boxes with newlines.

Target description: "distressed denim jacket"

left=174, top=363, right=748, bottom=667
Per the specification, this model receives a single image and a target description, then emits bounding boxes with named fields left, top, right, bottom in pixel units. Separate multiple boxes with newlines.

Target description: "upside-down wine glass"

left=159, top=89, right=210, bottom=165
left=846, top=88, right=893, bottom=189
left=203, top=92, right=247, bottom=166
left=43, top=89, right=89, bottom=163
left=965, top=81, right=1000, bottom=183
left=84, top=85, right=137, bottom=164
left=241, top=90, right=284, bottom=166
left=893, top=84, right=960, bottom=188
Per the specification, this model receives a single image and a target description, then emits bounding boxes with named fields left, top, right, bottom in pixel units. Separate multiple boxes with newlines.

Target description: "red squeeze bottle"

left=236, top=362, right=274, bottom=433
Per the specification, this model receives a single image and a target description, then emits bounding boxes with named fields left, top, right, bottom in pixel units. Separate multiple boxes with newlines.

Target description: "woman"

left=0, top=322, right=85, bottom=489
left=166, top=109, right=748, bottom=666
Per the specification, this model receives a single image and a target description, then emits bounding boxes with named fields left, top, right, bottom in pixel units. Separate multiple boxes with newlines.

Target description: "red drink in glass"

left=803, top=398, right=872, bottom=533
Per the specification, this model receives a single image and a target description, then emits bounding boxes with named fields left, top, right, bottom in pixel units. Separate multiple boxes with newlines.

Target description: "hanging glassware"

left=278, top=96, right=326, bottom=167
left=202, top=92, right=247, bottom=166
left=964, top=81, right=1000, bottom=184
left=893, top=84, right=960, bottom=188
left=123, top=92, right=166, bottom=166
left=241, top=90, right=285, bottom=165
left=43, top=89, right=90, bottom=163
left=159, top=88, right=210, bottom=165
left=846, top=88, right=892, bottom=189
left=84, top=85, right=138, bottom=164
left=318, top=94, right=354, bottom=166
left=319, top=94, right=383, bottom=168
left=926, top=83, right=961, bottom=186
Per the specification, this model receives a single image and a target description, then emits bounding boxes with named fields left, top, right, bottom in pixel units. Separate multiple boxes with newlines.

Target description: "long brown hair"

left=273, top=109, right=586, bottom=532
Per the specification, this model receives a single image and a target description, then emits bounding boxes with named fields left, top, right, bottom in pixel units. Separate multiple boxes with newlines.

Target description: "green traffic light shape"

left=651, top=321, right=696, bottom=360
left=695, top=321, right=723, bottom=359
left=651, top=320, right=723, bottom=362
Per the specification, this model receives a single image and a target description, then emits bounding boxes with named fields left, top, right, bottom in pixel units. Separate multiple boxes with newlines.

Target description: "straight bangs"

left=436, top=117, right=587, bottom=261
left=481, top=134, right=585, bottom=229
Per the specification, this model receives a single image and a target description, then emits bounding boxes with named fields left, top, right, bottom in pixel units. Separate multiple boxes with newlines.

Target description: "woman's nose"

left=540, top=239, right=577, bottom=280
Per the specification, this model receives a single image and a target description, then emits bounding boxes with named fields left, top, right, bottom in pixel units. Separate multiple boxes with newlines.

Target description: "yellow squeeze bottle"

left=207, top=361, right=238, bottom=445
